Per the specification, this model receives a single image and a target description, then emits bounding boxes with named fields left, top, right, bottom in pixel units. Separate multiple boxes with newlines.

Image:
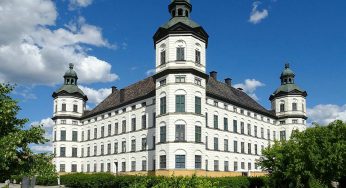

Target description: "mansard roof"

left=82, top=76, right=276, bottom=119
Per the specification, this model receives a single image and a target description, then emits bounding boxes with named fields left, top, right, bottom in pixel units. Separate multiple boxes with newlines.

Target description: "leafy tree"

left=0, top=83, right=57, bottom=181
left=259, top=120, right=346, bottom=188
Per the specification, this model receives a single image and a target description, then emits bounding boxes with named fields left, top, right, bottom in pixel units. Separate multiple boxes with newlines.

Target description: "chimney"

left=120, top=89, right=125, bottom=102
left=111, top=86, right=117, bottom=93
left=225, top=78, right=232, bottom=86
left=210, top=71, right=217, bottom=79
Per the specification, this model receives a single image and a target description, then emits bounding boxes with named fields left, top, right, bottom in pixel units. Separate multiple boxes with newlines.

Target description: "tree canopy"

left=259, top=120, right=346, bottom=188
left=0, top=83, right=56, bottom=181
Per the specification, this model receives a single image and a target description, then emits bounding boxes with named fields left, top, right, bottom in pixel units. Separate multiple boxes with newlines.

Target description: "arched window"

left=176, top=40, right=186, bottom=61
left=178, top=9, right=183, bottom=16
left=185, top=10, right=189, bottom=17
left=159, top=44, right=166, bottom=65
left=172, top=10, right=176, bottom=17
left=292, top=102, right=297, bottom=111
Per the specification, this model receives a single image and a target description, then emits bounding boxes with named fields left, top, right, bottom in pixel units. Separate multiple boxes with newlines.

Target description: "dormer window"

left=177, top=47, right=185, bottom=61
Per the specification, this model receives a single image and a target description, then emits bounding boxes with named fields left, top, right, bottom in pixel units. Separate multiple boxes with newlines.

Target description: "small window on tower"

left=195, top=50, right=201, bottom=64
left=62, top=104, right=66, bottom=112
left=178, top=9, right=183, bottom=16
left=176, top=47, right=185, bottom=61
left=66, top=79, right=70, bottom=84
left=185, top=10, right=189, bottom=17
left=160, top=51, right=166, bottom=65
left=71, top=79, right=74, bottom=85
left=73, top=104, right=78, bottom=112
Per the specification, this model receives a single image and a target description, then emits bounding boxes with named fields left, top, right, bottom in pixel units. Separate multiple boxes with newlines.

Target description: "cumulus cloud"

left=68, top=0, right=93, bottom=10
left=146, top=69, right=156, bottom=76
left=307, top=104, right=346, bottom=125
left=30, top=117, right=54, bottom=153
left=249, top=1, right=269, bottom=24
left=234, top=79, right=265, bottom=100
left=0, top=0, right=118, bottom=85
left=79, top=85, right=112, bottom=106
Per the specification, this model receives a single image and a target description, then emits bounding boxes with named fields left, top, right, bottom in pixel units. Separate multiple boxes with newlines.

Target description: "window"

left=176, top=47, right=185, bottom=61
left=131, top=105, right=135, bottom=110
left=114, top=142, right=118, bottom=154
left=108, top=124, right=111, bottom=136
left=176, top=95, right=185, bottom=112
left=234, top=162, right=238, bottom=171
left=241, top=162, right=245, bottom=170
left=254, top=126, right=258, bottom=137
left=224, top=139, right=229, bottom=151
left=195, top=126, right=201, bottom=143
left=160, top=126, right=167, bottom=143
left=131, top=118, right=136, bottom=132
left=142, top=115, right=147, bottom=129
left=115, top=123, right=119, bottom=135
left=248, top=162, right=252, bottom=171
left=72, top=131, right=78, bottom=141
left=87, top=147, right=90, bottom=156
left=82, top=131, right=84, bottom=141
left=213, top=115, right=218, bottom=129
left=62, top=104, right=66, bottom=112
left=72, top=147, right=78, bottom=157
left=94, top=145, right=97, bottom=156
left=153, top=113, right=156, bottom=127
left=280, top=121, right=286, bottom=125
left=224, top=118, right=228, bottom=131
left=122, top=120, right=126, bottom=133
left=233, top=120, right=238, bottom=133
left=292, top=119, right=298, bottom=124
left=214, top=101, right=218, bottom=107
left=60, top=130, right=66, bottom=141
left=160, top=97, right=167, bottom=115
left=195, top=96, right=201, bottom=114
left=241, top=142, right=245, bottom=153
left=87, top=164, right=90, bottom=172
left=280, top=131, right=286, bottom=141
left=160, top=50, right=166, bottom=65
left=234, top=141, right=238, bottom=153
left=60, top=147, right=66, bottom=157
left=267, top=129, right=270, bottom=140
left=194, top=78, right=202, bottom=86
left=195, top=50, right=201, bottom=64
left=240, top=122, right=245, bottom=134
left=54, top=131, right=56, bottom=141
left=107, top=143, right=111, bottom=155
left=107, top=163, right=111, bottom=172
left=205, top=136, right=208, bottom=149
left=225, top=161, right=229, bottom=171
left=122, top=162, right=126, bottom=172
left=273, top=131, right=276, bottom=140
left=142, top=138, right=147, bottom=150
left=153, top=136, right=156, bottom=150
left=247, top=124, right=251, bottom=135
left=280, top=104, right=285, bottom=112
left=160, top=155, right=166, bottom=169
left=175, top=76, right=186, bottom=83
left=72, top=120, right=78, bottom=125
left=122, top=141, right=126, bottom=153
left=131, top=139, right=136, bottom=152
left=255, top=144, right=258, bottom=155
left=175, top=155, right=186, bottom=169
left=195, top=155, right=202, bottom=169
left=214, top=137, right=219, bottom=150
left=175, top=124, right=185, bottom=141
left=131, top=161, right=136, bottom=171
left=101, top=144, right=104, bottom=155
left=292, top=103, right=298, bottom=111
left=205, top=160, right=209, bottom=171
left=73, top=104, right=78, bottom=112
left=94, top=163, right=97, bottom=172
left=159, top=79, right=166, bottom=86
left=60, top=164, right=66, bottom=172
left=261, top=128, right=264, bottom=138
left=142, top=160, right=147, bottom=171
left=248, top=143, right=252, bottom=154
left=214, top=160, right=219, bottom=171
left=205, top=113, right=208, bottom=127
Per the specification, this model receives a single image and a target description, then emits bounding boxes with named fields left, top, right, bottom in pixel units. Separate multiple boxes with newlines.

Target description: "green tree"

left=0, top=83, right=57, bottom=181
left=259, top=120, right=346, bottom=188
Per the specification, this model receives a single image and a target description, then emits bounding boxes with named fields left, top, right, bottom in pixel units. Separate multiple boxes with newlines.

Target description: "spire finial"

left=285, top=63, right=290, bottom=69
left=69, top=63, right=74, bottom=69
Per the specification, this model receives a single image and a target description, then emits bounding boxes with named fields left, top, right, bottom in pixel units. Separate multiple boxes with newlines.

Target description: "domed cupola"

left=52, top=64, right=88, bottom=101
left=270, top=64, right=307, bottom=101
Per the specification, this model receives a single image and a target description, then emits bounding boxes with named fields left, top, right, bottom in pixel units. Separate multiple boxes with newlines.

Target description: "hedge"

left=10, top=175, right=58, bottom=186
left=60, top=173, right=269, bottom=188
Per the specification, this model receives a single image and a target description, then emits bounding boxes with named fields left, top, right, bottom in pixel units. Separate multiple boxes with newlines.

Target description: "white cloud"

left=79, top=85, right=112, bottom=106
left=146, top=69, right=156, bottom=76
left=234, top=79, right=265, bottom=100
left=30, top=118, right=54, bottom=153
left=307, top=104, right=346, bottom=125
left=0, top=0, right=118, bottom=85
left=68, top=0, right=93, bottom=10
left=249, top=1, right=269, bottom=24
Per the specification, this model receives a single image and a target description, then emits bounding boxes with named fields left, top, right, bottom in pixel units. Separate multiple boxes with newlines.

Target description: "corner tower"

left=270, top=64, right=308, bottom=140
left=152, top=0, right=209, bottom=172
left=52, top=64, right=88, bottom=173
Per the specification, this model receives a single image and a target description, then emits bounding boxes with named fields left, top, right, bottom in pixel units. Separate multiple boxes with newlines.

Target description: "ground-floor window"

left=175, top=155, right=186, bottom=169
left=195, top=155, right=202, bottom=169
left=60, top=164, right=65, bottom=172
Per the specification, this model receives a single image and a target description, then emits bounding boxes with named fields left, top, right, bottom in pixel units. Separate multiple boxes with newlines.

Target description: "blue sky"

left=1, top=0, right=345, bottom=152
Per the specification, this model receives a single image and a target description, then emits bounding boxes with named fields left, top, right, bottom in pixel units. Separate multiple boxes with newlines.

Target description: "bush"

left=10, top=175, right=58, bottom=186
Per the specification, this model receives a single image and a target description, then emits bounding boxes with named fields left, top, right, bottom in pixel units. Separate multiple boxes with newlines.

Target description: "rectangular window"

left=195, top=50, right=201, bottom=64
left=205, top=160, right=208, bottom=171
left=107, top=163, right=111, bottom=172
left=224, top=139, right=229, bottom=151
left=213, top=115, right=218, bottom=129
left=195, top=96, right=201, bottom=114
left=280, top=104, right=285, bottom=112
left=175, top=76, right=186, bottom=83
left=233, top=120, right=238, bottom=133
left=101, top=144, right=104, bottom=155
left=247, top=124, right=251, bottom=135
left=131, top=139, right=136, bottom=152
left=87, top=147, right=90, bottom=157
left=115, top=123, right=119, bottom=135
left=225, top=161, right=229, bottom=172
left=82, top=131, right=84, bottom=141
left=160, top=155, right=166, bottom=169
left=248, top=162, right=252, bottom=171
left=159, top=79, right=166, bottom=86
left=122, top=141, right=126, bottom=153
left=280, top=121, right=286, bottom=125
left=72, top=131, right=78, bottom=141
left=175, top=124, right=185, bottom=141
left=280, top=131, right=286, bottom=141
left=142, top=115, right=147, bottom=129
left=101, top=163, right=104, bottom=172
left=267, top=129, right=270, bottom=140
left=107, top=143, right=111, bottom=155
left=214, top=160, right=219, bottom=171
left=224, top=117, right=228, bottom=131
left=195, top=126, right=201, bottom=143
left=241, top=142, right=245, bottom=154
left=175, top=155, right=186, bottom=169
left=87, top=130, right=90, bottom=140
left=153, top=136, right=156, bottom=150
left=255, top=144, right=258, bottom=155
left=62, top=104, right=66, bottom=112
left=293, top=103, right=298, bottom=111
left=114, top=142, right=118, bottom=154
left=234, top=141, right=238, bottom=153
left=205, top=136, right=208, bottom=149
left=87, top=164, right=90, bottom=172
left=94, top=163, right=97, bottom=172
left=108, top=124, right=111, bottom=136
left=176, top=47, right=185, bottom=61
left=176, top=95, right=185, bottom=112
left=240, top=122, right=244, bottom=134
left=234, top=161, right=238, bottom=171
left=205, top=113, right=208, bottom=127
left=292, top=119, right=298, bottom=124
left=73, top=104, right=78, bottom=112
left=254, top=126, right=258, bottom=137
left=131, top=118, right=136, bottom=132
left=122, top=120, right=126, bottom=133
left=131, top=161, right=136, bottom=171
left=195, top=155, right=202, bottom=169
left=160, top=126, right=167, bottom=143
left=60, top=130, right=66, bottom=141
left=248, top=143, right=252, bottom=154
left=101, top=126, right=105, bottom=138
left=94, top=146, right=97, bottom=156
left=61, top=120, right=66, bottom=124
left=160, top=97, right=167, bottom=115
left=122, top=162, right=126, bottom=172
left=142, top=160, right=147, bottom=171
left=141, top=138, right=147, bottom=150
left=153, top=113, right=156, bottom=127
left=72, top=147, right=78, bottom=157
left=194, top=78, right=202, bottom=86
left=60, top=147, right=66, bottom=157
left=241, top=162, right=245, bottom=170
left=160, top=50, right=166, bottom=65
left=214, top=137, right=219, bottom=151
left=261, top=127, right=264, bottom=138
left=60, top=164, right=66, bottom=172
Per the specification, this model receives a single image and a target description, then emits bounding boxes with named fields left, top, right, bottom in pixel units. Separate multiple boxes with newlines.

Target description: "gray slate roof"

left=82, top=76, right=275, bottom=119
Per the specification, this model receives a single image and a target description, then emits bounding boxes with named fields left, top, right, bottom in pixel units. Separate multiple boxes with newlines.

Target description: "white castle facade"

left=52, top=0, right=307, bottom=176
